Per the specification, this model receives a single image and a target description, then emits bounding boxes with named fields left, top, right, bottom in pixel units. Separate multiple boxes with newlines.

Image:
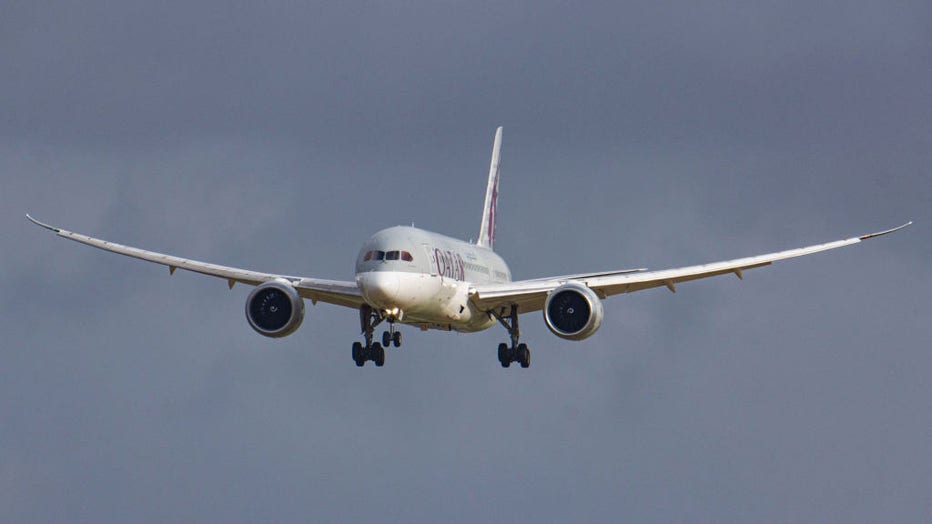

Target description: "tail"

left=477, top=126, right=503, bottom=250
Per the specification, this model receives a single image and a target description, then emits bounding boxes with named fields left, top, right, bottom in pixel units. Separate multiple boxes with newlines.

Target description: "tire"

left=352, top=342, right=363, bottom=364
left=373, top=343, right=385, bottom=367
left=497, top=343, right=509, bottom=364
left=392, top=331, right=402, bottom=348
left=518, top=343, right=530, bottom=368
left=382, top=331, right=391, bottom=347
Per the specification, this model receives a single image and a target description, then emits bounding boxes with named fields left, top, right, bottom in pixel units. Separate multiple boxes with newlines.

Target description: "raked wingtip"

left=25, top=214, right=61, bottom=233
left=859, top=221, right=912, bottom=241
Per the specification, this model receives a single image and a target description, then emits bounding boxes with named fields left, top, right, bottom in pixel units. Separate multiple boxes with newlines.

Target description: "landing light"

left=384, top=307, right=403, bottom=320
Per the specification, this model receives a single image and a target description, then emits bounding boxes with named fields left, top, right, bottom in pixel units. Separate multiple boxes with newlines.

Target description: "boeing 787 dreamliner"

left=28, top=127, right=910, bottom=368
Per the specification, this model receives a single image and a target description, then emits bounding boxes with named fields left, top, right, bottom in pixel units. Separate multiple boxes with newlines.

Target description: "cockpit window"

left=364, top=249, right=411, bottom=262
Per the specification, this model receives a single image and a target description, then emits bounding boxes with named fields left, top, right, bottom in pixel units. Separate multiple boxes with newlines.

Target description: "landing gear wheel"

left=352, top=342, right=365, bottom=367
left=518, top=343, right=530, bottom=368
left=497, top=343, right=509, bottom=367
left=382, top=331, right=391, bottom=347
left=373, top=342, right=385, bottom=367
left=392, top=331, right=402, bottom=348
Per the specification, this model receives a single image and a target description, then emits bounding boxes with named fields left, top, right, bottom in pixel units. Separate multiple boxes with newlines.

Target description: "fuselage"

left=354, top=226, right=511, bottom=332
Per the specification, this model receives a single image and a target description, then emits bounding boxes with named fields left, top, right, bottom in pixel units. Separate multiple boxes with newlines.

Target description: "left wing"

left=471, top=222, right=912, bottom=314
left=26, top=215, right=364, bottom=309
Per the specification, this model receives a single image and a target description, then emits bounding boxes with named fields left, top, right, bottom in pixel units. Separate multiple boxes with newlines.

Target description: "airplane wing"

left=470, top=222, right=912, bottom=314
left=517, top=267, right=649, bottom=283
left=26, top=215, right=364, bottom=309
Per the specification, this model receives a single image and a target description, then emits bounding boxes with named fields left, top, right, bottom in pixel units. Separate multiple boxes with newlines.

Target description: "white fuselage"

left=354, top=226, right=511, bottom=332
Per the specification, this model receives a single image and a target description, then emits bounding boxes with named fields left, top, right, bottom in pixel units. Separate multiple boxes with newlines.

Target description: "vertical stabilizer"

left=477, top=126, right=503, bottom=250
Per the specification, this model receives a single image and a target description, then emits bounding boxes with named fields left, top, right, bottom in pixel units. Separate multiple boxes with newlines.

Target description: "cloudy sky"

left=3, top=1, right=930, bottom=522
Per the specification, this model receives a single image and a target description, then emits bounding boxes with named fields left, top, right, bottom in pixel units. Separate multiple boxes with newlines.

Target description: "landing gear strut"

left=491, top=304, right=530, bottom=368
left=353, top=305, right=386, bottom=367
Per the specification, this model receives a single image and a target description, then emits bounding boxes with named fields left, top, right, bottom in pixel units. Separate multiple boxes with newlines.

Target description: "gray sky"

left=3, top=1, right=931, bottom=522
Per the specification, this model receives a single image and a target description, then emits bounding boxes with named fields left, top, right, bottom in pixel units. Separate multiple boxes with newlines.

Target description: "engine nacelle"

left=543, top=283, right=604, bottom=341
left=245, top=279, right=305, bottom=338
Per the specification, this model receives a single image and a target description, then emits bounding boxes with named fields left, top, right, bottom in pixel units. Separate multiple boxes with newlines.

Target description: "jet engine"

left=245, top=279, right=305, bottom=338
left=543, top=283, right=604, bottom=340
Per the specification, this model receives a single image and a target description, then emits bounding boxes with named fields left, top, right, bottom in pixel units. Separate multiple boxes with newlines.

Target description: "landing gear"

left=491, top=305, right=531, bottom=368
left=497, top=342, right=530, bottom=368
left=353, top=305, right=389, bottom=367
left=352, top=341, right=385, bottom=367
left=381, top=326, right=402, bottom=348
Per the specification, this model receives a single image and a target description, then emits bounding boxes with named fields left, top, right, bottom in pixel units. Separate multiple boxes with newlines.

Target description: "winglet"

left=859, top=221, right=912, bottom=241
left=25, top=214, right=61, bottom=233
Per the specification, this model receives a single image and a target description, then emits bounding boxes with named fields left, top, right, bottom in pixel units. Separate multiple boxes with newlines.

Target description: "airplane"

left=27, top=127, right=911, bottom=368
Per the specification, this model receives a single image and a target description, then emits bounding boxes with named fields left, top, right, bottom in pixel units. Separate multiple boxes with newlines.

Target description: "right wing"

left=26, top=215, right=365, bottom=309
left=471, top=222, right=912, bottom=314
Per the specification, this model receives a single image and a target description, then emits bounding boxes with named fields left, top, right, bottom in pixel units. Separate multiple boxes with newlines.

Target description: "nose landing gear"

left=381, top=326, right=402, bottom=348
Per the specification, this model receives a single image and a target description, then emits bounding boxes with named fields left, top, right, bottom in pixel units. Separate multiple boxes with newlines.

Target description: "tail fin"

left=477, top=126, right=503, bottom=250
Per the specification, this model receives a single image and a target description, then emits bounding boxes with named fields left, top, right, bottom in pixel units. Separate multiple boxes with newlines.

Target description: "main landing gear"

left=353, top=305, right=402, bottom=367
left=491, top=305, right=530, bottom=368
left=352, top=340, right=383, bottom=367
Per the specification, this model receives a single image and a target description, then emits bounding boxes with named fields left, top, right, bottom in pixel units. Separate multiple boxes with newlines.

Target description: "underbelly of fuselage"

left=355, top=271, right=496, bottom=332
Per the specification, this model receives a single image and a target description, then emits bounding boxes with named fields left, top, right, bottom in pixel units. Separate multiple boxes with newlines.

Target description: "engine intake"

left=245, top=279, right=305, bottom=338
left=543, top=283, right=604, bottom=340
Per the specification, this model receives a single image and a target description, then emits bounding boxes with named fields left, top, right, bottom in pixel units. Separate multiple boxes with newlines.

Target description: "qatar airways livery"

left=28, top=127, right=910, bottom=368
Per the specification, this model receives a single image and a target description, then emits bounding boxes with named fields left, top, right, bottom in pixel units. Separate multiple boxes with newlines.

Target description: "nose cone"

left=358, top=271, right=401, bottom=308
